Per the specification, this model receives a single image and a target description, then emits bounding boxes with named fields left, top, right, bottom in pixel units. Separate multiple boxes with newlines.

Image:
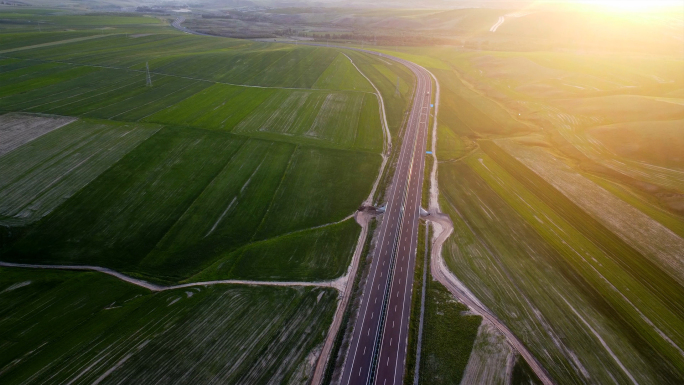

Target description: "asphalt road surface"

left=339, top=55, right=432, bottom=385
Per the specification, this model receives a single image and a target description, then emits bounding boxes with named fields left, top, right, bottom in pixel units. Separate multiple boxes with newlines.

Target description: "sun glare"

left=570, top=0, right=684, bottom=12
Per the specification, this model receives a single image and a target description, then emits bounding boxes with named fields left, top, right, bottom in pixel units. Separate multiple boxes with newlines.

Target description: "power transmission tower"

left=394, top=76, right=401, bottom=97
left=145, top=62, right=152, bottom=87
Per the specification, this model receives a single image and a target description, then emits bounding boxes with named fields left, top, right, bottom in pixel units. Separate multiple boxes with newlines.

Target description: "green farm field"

left=0, top=10, right=414, bottom=384
left=6, top=4, right=683, bottom=385
left=418, top=278, right=481, bottom=385
left=2, top=126, right=379, bottom=283
left=0, top=267, right=336, bottom=385
left=386, top=32, right=684, bottom=383
left=0, top=12, right=406, bottom=284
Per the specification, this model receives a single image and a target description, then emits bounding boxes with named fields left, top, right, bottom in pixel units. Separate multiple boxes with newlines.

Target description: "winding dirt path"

left=0, top=34, right=113, bottom=54
left=0, top=261, right=339, bottom=292
left=423, top=68, right=555, bottom=384
left=343, top=53, right=391, bottom=205
left=309, top=55, right=392, bottom=385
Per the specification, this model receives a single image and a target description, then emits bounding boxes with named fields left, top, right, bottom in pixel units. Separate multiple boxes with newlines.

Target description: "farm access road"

left=0, top=261, right=343, bottom=292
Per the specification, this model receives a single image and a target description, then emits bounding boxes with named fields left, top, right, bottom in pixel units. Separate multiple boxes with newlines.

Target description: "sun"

left=568, top=0, right=684, bottom=12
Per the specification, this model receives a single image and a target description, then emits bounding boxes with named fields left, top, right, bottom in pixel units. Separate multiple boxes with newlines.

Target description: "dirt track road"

left=0, top=261, right=339, bottom=292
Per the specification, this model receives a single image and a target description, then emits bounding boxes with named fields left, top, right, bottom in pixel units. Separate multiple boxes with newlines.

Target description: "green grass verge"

left=418, top=278, right=481, bottom=384
left=190, top=218, right=360, bottom=282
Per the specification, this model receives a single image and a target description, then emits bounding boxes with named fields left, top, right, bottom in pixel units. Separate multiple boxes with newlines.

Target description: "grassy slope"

left=0, top=267, right=336, bottom=385
left=358, top=23, right=684, bottom=385
left=587, top=119, right=684, bottom=169
left=438, top=151, right=684, bottom=384
left=419, top=279, right=481, bottom=385
left=313, top=53, right=375, bottom=92
left=193, top=218, right=360, bottom=282
left=254, top=145, right=379, bottom=239
left=345, top=50, right=415, bottom=137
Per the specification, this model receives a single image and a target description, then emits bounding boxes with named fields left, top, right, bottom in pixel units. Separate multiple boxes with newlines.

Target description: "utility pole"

left=145, top=62, right=152, bottom=87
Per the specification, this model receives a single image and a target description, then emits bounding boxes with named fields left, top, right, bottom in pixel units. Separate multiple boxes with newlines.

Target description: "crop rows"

left=3, top=127, right=378, bottom=282
left=312, top=53, right=375, bottom=92
left=439, top=153, right=684, bottom=384
left=5, top=34, right=350, bottom=89
left=0, top=119, right=159, bottom=226
left=145, top=84, right=276, bottom=131
left=491, top=139, right=684, bottom=286
left=0, top=112, right=74, bottom=156
left=0, top=267, right=336, bottom=385
left=0, top=61, right=381, bottom=151
left=231, top=89, right=379, bottom=151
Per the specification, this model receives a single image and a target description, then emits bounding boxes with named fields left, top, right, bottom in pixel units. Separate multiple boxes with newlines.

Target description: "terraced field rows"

left=0, top=268, right=336, bottom=385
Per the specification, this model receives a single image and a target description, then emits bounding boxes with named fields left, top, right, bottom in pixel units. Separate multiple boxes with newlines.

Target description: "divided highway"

left=339, top=53, right=432, bottom=385
left=170, top=18, right=433, bottom=383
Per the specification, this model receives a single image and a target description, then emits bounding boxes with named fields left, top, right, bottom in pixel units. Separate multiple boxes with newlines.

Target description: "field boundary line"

left=0, top=56, right=376, bottom=95
left=249, top=145, right=298, bottom=241
left=0, top=34, right=114, bottom=54
left=343, top=53, right=391, bottom=205
left=0, top=261, right=339, bottom=292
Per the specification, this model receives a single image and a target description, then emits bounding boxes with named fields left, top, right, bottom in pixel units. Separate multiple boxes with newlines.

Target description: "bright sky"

left=566, top=0, right=684, bottom=12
